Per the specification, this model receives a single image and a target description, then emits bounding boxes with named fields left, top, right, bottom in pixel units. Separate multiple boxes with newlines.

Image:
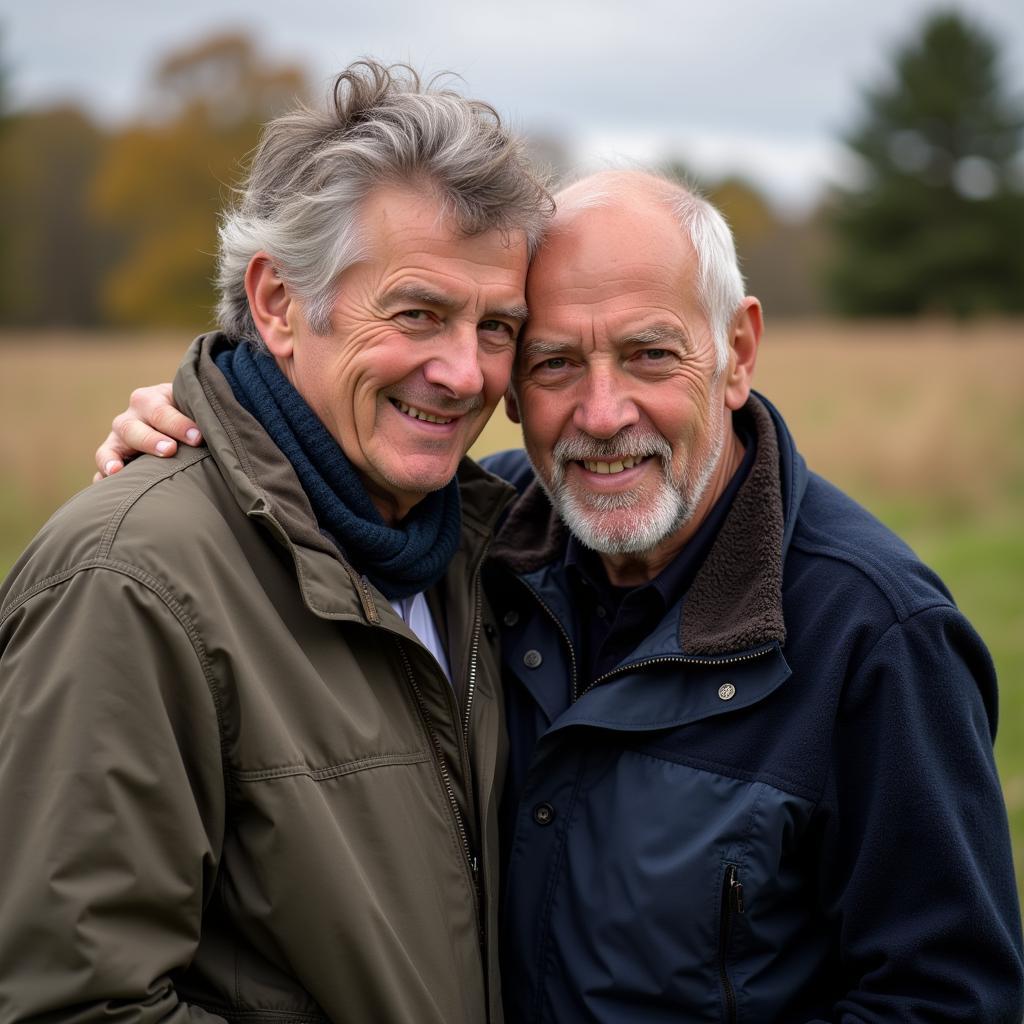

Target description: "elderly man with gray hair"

left=0, top=62, right=550, bottom=1023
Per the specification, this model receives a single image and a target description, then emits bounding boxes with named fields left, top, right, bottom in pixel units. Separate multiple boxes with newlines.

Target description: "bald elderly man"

left=98, top=171, right=1024, bottom=1022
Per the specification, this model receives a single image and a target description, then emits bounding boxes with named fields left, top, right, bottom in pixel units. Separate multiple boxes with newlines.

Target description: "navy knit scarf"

left=216, top=344, right=462, bottom=599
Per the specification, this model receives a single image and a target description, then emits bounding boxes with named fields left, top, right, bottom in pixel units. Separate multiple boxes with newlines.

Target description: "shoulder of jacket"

left=788, top=470, right=956, bottom=625
left=2, top=447, right=226, bottom=610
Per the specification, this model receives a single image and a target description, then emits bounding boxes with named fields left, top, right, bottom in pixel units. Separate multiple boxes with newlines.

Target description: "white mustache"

left=552, top=429, right=672, bottom=466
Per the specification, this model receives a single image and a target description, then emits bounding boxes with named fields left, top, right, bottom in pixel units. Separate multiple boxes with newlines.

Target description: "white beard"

left=529, top=416, right=727, bottom=556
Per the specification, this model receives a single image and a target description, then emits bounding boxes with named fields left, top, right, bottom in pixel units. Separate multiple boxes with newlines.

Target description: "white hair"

left=554, top=171, right=745, bottom=374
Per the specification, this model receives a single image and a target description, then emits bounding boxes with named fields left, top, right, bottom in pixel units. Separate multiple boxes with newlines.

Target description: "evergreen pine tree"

left=829, top=11, right=1024, bottom=316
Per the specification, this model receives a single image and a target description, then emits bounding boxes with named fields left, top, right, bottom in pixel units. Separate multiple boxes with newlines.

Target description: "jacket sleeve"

left=813, top=604, right=1024, bottom=1023
left=0, top=566, right=228, bottom=1023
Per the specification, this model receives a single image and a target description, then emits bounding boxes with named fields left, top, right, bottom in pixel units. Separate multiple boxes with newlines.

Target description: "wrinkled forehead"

left=523, top=203, right=699, bottom=332
left=363, top=185, right=531, bottom=274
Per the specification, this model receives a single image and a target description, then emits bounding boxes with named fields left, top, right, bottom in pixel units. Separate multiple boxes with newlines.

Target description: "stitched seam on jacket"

left=231, top=750, right=431, bottom=782
left=837, top=603, right=959, bottom=702
left=196, top=360, right=335, bottom=622
left=393, top=638, right=478, bottom=917
left=0, top=559, right=231, bottom=781
left=196, top=348, right=398, bottom=625
left=190, top=1003, right=327, bottom=1024
left=564, top=707, right=768, bottom=730
left=789, top=525, right=954, bottom=624
left=627, top=747, right=821, bottom=805
left=96, top=447, right=210, bottom=558
left=199, top=360, right=263, bottom=491
left=196, top=353, right=340, bottom=621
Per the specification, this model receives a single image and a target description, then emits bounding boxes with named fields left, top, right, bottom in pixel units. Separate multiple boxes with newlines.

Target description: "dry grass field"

left=2, top=320, right=1023, bottom=899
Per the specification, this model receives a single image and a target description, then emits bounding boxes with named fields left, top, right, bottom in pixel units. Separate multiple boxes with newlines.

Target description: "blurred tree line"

left=0, top=33, right=309, bottom=328
left=0, top=11, right=1021, bottom=330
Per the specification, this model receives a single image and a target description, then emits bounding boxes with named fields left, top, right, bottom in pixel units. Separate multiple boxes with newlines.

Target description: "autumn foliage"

left=0, top=33, right=308, bottom=329
left=1, top=15, right=1022, bottom=328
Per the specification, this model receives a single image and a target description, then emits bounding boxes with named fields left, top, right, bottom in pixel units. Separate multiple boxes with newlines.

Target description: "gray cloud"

left=4, top=0, right=1022, bottom=209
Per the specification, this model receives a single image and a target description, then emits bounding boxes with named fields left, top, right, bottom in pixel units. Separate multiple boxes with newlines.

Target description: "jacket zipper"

left=462, top=570, right=483, bottom=741
left=459, top=568, right=486, bottom=944
left=361, top=563, right=485, bottom=921
left=396, top=640, right=482, bottom=929
left=718, top=863, right=744, bottom=1024
left=350, top=569, right=381, bottom=623
left=514, top=570, right=773, bottom=703
left=260, top=515, right=484, bottom=924
left=455, top=544, right=500, bottom=962
left=578, top=645, right=775, bottom=700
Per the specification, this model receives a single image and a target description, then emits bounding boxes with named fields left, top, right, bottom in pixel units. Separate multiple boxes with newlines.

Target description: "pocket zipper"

left=718, top=863, right=745, bottom=1023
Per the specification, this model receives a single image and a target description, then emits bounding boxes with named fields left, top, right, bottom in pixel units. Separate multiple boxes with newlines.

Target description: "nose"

left=423, top=324, right=485, bottom=399
left=572, top=365, right=639, bottom=439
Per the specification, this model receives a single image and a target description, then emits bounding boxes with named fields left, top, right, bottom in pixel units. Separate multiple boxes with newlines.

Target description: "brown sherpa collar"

left=680, top=397, right=786, bottom=655
left=489, top=395, right=787, bottom=657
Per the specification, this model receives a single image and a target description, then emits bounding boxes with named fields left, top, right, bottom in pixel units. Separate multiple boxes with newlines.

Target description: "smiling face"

left=274, top=186, right=530, bottom=523
left=509, top=184, right=759, bottom=580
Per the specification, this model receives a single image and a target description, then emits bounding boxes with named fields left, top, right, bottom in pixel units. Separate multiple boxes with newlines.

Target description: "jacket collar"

left=173, top=333, right=517, bottom=621
left=490, top=394, right=800, bottom=659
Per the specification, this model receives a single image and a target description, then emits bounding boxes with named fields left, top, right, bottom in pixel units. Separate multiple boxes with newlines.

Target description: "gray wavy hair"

left=216, top=60, right=554, bottom=348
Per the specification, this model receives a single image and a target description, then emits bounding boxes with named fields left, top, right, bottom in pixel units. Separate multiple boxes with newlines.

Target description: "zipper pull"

left=357, top=574, right=380, bottom=624
left=728, top=865, right=745, bottom=914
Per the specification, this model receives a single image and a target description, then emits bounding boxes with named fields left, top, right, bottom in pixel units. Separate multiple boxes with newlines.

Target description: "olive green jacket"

left=0, top=335, right=512, bottom=1023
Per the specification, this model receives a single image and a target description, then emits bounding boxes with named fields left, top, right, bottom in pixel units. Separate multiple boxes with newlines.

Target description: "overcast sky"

left=4, top=0, right=1023, bottom=211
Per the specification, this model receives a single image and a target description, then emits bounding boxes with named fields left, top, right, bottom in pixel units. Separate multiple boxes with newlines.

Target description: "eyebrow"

left=382, top=284, right=454, bottom=310
left=489, top=302, right=530, bottom=324
left=628, top=324, right=690, bottom=349
left=382, top=285, right=528, bottom=325
left=519, top=325, right=690, bottom=361
left=519, top=339, right=574, bottom=361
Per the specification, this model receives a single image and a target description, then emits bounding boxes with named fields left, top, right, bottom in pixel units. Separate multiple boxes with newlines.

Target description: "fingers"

left=93, top=383, right=203, bottom=478
left=128, top=384, right=203, bottom=448
left=94, top=428, right=141, bottom=477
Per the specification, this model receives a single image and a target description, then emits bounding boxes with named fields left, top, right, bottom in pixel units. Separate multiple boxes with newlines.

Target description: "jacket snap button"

left=718, top=682, right=736, bottom=701
left=533, top=802, right=555, bottom=826
left=503, top=610, right=520, bottom=627
left=523, top=649, right=543, bottom=669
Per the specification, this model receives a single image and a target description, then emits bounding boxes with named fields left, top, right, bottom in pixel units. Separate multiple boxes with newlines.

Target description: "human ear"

left=723, top=297, right=763, bottom=411
left=245, top=253, right=296, bottom=359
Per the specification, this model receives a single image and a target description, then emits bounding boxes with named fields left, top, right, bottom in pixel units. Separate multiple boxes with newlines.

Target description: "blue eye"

left=479, top=320, right=510, bottom=333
